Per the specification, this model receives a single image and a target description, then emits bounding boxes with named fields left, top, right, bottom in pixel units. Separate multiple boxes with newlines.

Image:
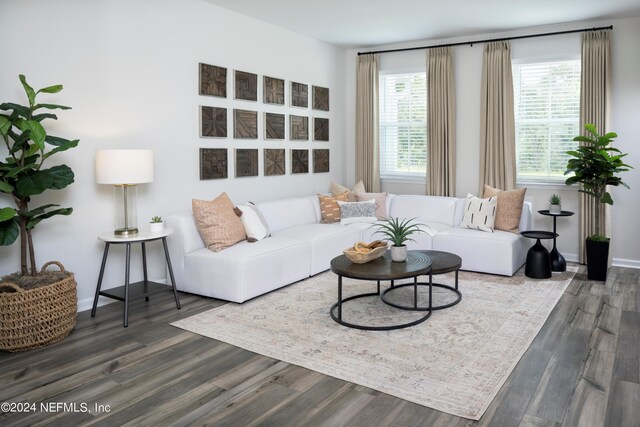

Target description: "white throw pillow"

left=459, top=194, right=497, bottom=233
left=337, top=200, right=377, bottom=225
left=237, top=204, right=269, bottom=242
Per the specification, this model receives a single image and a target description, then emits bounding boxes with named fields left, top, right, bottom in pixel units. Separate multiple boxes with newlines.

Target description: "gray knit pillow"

left=337, top=200, right=377, bottom=225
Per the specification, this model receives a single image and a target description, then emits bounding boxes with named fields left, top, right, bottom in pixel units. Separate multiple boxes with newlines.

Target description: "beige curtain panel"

left=427, top=47, right=456, bottom=196
left=479, top=41, right=516, bottom=192
left=579, top=30, right=612, bottom=263
left=356, top=54, right=380, bottom=192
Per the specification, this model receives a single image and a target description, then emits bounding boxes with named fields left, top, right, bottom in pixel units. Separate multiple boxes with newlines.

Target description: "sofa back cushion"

left=389, top=195, right=458, bottom=226
left=256, top=196, right=318, bottom=232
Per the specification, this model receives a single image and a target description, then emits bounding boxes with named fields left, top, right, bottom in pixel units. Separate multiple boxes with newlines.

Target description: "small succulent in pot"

left=370, top=217, right=425, bottom=262
left=548, top=194, right=561, bottom=214
left=149, top=216, right=164, bottom=233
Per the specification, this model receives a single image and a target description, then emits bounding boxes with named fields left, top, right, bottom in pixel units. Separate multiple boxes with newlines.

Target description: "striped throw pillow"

left=318, top=192, right=349, bottom=223
left=460, top=194, right=497, bottom=233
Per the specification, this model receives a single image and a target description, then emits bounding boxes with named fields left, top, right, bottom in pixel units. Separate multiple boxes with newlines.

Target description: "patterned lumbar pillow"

left=319, top=192, right=349, bottom=223
left=192, top=192, right=247, bottom=252
left=237, top=203, right=269, bottom=242
left=459, top=194, right=497, bottom=232
left=337, top=199, right=377, bottom=225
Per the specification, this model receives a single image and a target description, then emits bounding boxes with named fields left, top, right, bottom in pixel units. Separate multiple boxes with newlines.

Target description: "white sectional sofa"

left=165, top=194, right=532, bottom=303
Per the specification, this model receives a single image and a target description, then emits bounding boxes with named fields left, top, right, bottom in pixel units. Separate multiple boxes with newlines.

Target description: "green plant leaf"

left=584, top=123, right=598, bottom=135
left=601, top=192, right=614, bottom=205
left=0, top=102, right=30, bottom=117
left=19, top=74, right=36, bottom=106
left=0, top=115, right=11, bottom=136
left=0, top=207, right=16, bottom=221
left=0, top=180, right=14, bottom=193
left=15, top=164, right=74, bottom=197
left=26, top=207, right=73, bottom=230
left=32, top=113, right=58, bottom=122
left=0, top=217, right=19, bottom=246
left=43, top=139, right=79, bottom=159
left=18, top=119, right=47, bottom=149
left=37, top=84, right=63, bottom=94
left=33, top=103, right=71, bottom=111
left=21, top=204, right=59, bottom=217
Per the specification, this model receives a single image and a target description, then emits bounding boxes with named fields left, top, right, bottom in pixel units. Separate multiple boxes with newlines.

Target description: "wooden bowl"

left=343, top=245, right=387, bottom=264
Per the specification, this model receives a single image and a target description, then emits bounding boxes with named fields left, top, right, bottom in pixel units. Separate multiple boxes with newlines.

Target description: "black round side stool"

left=520, top=231, right=558, bottom=279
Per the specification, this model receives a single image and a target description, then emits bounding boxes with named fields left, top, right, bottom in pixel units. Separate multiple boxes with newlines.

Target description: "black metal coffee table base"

left=330, top=278, right=432, bottom=331
left=381, top=282, right=461, bottom=311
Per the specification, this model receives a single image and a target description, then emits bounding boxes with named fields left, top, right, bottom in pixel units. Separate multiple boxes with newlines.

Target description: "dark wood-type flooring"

left=1, top=265, right=639, bottom=426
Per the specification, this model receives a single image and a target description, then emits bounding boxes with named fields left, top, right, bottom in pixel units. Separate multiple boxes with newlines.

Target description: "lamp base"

left=114, top=227, right=139, bottom=236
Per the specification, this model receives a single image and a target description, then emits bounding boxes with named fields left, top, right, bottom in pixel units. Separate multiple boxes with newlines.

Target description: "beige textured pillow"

left=192, top=193, right=246, bottom=252
left=319, top=192, right=349, bottom=223
left=330, top=180, right=366, bottom=201
left=483, top=185, right=527, bottom=233
left=354, top=192, right=388, bottom=220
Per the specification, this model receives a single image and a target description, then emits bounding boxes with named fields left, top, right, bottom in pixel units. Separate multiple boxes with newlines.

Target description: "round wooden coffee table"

left=330, top=251, right=432, bottom=331
left=381, top=250, right=462, bottom=311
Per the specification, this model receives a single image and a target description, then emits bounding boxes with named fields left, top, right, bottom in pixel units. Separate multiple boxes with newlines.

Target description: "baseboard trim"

left=612, top=258, right=640, bottom=269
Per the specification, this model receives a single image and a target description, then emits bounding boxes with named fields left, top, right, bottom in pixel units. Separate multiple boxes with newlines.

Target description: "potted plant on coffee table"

left=0, top=75, right=79, bottom=351
left=565, top=123, right=632, bottom=281
left=370, top=217, right=425, bottom=262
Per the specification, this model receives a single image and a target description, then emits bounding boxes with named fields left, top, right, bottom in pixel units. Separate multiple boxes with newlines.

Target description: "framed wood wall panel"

left=235, top=70, right=258, bottom=101
left=290, top=81, right=308, bottom=108
left=264, top=148, right=286, bottom=176
left=235, top=149, right=259, bottom=177
left=264, top=76, right=285, bottom=105
left=199, top=63, right=227, bottom=98
left=312, top=85, right=329, bottom=111
left=313, top=117, right=329, bottom=141
left=200, top=106, right=227, bottom=138
left=291, top=149, right=309, bottom=174
left=313, top=149, right=330, bottom=173
left=290, top=115, right=308, bottom=140
left=265, top=113, right=285, bottom=140
left=234, top=109, right=258, bottom=139
left=199, top=148, right=228, bottom=180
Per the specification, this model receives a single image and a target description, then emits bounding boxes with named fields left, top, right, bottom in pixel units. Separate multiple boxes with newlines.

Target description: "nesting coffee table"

left=330, top=251, right=433, bottom=331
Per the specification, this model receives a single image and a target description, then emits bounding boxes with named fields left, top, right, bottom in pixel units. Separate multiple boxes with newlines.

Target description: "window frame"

left=512, top=55, right=581, bottom=187
left=378, top=70, right=428, bottom=181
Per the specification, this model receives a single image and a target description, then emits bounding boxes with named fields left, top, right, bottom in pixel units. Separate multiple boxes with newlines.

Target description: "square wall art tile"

left=264, top=76, right=285, bottom=105
left=313, top=117, right=329, bottom=141
left=199, top=63, right=227, bottom=97
left=234, top=109, right=258, bottom=139
left=291, top=81, right=308, bottom=108
left=265, top=113, right=285, bottom=140
left=313, top=149, right=330, bottom=173
left=235, top=149, right=259, bottom=177
left=290, top=115, right=308, bottom=140
left=199, top=148, right=228, bottom=180
left=200, top=106, right=227, bottom=138
left=291, top=149, right=309, bottom=174
left=264, top=148, right=286, bottom=176
left=235, top=70, right=258, bottom=101
left=312, top=85, right=329, bottom=111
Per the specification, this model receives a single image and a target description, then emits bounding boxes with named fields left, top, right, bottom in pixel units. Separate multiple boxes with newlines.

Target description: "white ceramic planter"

left=149, top=222, right=164, bottom=233
left=390, top=245, right=407, bottom=262
left=549, top=204, right=562, bottom=214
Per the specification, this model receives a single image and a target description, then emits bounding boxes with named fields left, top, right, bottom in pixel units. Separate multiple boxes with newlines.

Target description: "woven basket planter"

left=0, top=261, right=77, bottom=352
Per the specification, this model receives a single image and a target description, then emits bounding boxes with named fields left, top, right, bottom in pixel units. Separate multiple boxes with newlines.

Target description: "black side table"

left=520, top=231, right=558, bottom=279
left=91, top=229, right=181, bottom=327
left=538, top=210, right=575, bottom=272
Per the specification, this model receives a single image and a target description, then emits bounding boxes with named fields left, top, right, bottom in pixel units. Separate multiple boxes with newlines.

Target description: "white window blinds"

left=379, top=73, right=427, bottom=178
left=513, top=59, right=581, bottom=182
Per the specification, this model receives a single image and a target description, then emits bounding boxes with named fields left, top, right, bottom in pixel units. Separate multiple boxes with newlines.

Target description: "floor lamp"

left=95, top=149, right=154, bottom=236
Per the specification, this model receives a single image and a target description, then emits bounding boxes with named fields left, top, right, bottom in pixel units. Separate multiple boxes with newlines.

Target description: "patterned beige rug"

left=172, top=267, right=577, bottom=420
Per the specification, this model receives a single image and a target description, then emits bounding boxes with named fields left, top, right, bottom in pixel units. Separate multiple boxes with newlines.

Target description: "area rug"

left=172, top=267, right=577, bottom=420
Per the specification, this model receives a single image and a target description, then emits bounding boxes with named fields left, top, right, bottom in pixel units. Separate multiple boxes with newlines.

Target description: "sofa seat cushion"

left=432, top=227, right=529, bottom=276
left=273, top=223, right=362, bottom=275
left=182, top=237, right=311, bottom=303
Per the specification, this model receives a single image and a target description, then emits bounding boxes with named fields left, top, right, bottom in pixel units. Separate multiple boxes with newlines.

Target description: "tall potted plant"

left=565, top=123, right=632, bottom=281
left=0, top=75, right=79, bottom=351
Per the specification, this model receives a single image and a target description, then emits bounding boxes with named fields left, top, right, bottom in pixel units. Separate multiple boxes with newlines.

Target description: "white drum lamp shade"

left=96, top=149, right=154, bottom=236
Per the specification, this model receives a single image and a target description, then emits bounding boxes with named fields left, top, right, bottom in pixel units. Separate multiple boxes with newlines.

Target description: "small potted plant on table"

left=370, top=217, right=425, bottom=262
left=549, top=194, right=562, bottom=214
left=149, top=216, right=164, bottom=233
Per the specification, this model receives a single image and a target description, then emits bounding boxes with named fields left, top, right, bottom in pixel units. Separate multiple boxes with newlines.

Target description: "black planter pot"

left=586, top=238, right=610, bottom=281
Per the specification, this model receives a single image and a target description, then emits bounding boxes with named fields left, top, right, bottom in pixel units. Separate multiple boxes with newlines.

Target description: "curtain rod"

left=357, top=25, right=613, bottom=56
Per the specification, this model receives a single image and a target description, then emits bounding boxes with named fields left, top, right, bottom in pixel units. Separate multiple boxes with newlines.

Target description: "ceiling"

left=203, top=0, right=640, bottom=48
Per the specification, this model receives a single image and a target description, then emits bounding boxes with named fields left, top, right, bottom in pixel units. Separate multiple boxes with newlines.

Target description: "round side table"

left=520, top=231, right=558, bottom=279
left=537, top=210, right=575, bottom=272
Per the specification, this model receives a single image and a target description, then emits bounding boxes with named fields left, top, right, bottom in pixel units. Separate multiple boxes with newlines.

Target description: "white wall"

left=346, top=18, right=640, bottom=267
left=0, top=0, right=348, bottom=310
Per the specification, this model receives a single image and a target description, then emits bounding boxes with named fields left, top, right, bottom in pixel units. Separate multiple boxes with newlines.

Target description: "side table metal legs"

left=162, top=237, right=181, bottom=310
left=525, top=238, right=552, bottom=279
left=91, top=243, right=110, bottom=318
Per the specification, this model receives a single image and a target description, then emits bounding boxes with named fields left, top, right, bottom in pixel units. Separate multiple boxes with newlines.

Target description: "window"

left=379, top=72, right=427, bottom=178
left=513, top=59, right=581, bottom=183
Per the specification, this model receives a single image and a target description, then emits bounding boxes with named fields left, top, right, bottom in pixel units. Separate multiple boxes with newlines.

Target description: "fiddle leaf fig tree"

left=565, top=123, right=632, bottom=239
left=0, top=75, right=78, bottom=276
